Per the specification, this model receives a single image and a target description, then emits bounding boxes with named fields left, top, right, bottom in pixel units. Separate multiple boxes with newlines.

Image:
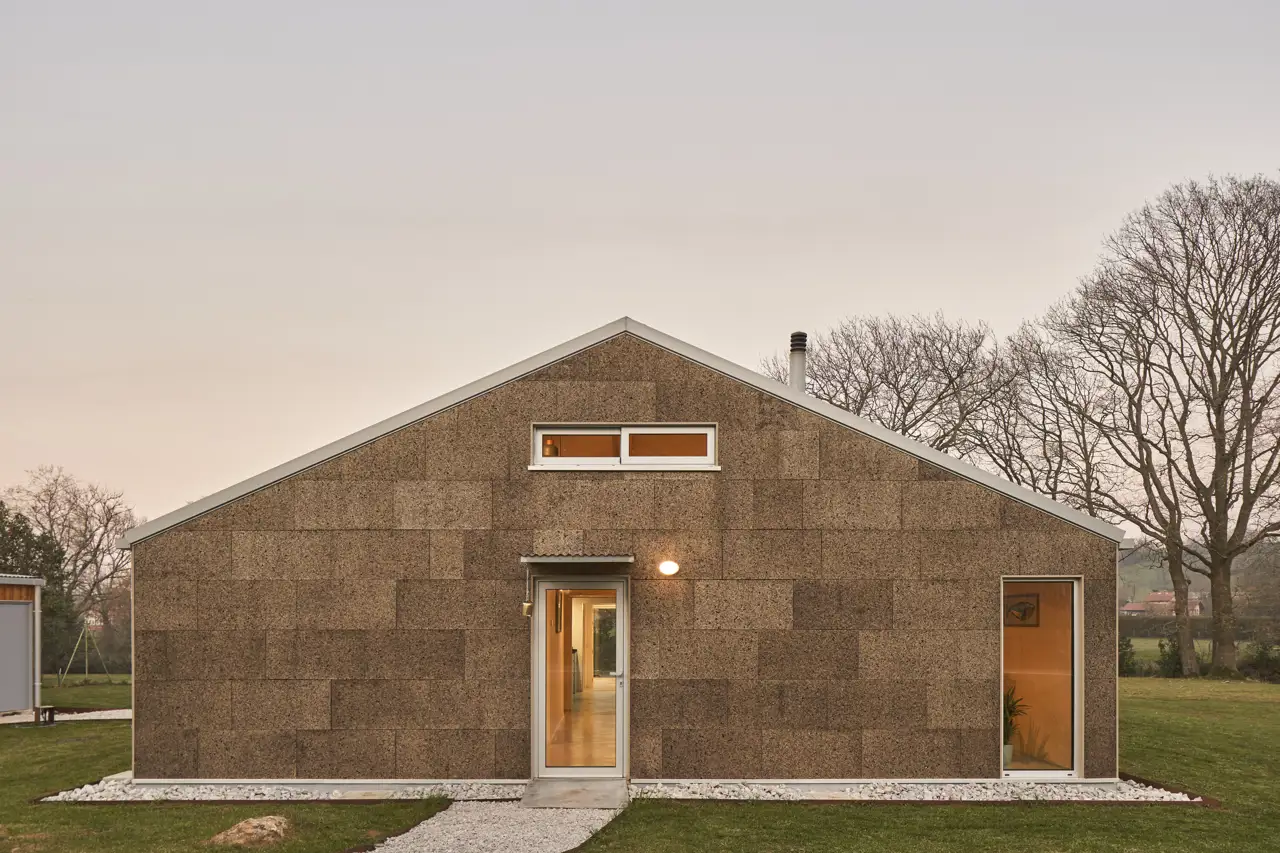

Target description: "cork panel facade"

left=132, top=332, right=1117, bottom=780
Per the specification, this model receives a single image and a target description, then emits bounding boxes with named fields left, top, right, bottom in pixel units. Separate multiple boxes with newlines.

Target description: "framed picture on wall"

left=1004, top=592, right=1040, bottom=627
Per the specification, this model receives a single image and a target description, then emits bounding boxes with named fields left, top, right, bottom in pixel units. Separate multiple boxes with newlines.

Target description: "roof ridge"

left=120, top=317, right=1123, bottom=546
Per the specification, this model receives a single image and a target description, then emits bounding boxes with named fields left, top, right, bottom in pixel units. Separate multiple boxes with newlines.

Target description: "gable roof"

left=119, top=317, right=1124, bottom=547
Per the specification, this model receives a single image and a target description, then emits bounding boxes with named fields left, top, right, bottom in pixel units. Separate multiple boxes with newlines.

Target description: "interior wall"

left=544, top=589, right=570, bottom=744
left=1003, top=581, right=1074, bottom=770
left=562, top=595, right=574, bottom=709
left=571, top=598, right=585, bottom=692
left=580, top=602, right=594, bottom=685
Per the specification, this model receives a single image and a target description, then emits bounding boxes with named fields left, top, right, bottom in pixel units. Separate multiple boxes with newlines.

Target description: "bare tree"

left=4, top=466, right=137, bottom=620
left=973, top=322, right=1215, bottom=674
left=970, top=325, right=1116, bottom=511
left=1037, top=175, right=1280, bottom=674
left=764, top=313, right=1008, bottom=456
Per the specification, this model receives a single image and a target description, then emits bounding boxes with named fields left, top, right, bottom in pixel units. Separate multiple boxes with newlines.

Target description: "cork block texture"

left=132, top=332, right=1117, bottom=780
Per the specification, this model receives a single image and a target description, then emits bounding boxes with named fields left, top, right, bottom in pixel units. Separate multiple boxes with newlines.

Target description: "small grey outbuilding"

left=0, top=573, right=44, bottom=719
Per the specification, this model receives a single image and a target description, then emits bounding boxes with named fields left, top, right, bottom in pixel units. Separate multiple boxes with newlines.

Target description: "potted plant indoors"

left=1003, top=685, right=1028, bottom=767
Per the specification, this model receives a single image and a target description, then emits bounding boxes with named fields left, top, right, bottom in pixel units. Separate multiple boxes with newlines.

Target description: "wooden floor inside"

left=547, top=676, right=616, bottom=767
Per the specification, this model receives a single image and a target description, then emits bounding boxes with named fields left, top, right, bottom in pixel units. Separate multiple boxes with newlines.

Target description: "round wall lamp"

left=658, top=560, right=680, bottom=576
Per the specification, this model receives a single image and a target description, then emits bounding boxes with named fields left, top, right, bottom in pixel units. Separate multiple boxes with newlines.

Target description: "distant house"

left=1120, top=591, right=1203, bottom=618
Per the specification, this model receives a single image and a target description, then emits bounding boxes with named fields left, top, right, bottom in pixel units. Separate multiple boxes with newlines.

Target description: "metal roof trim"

left=120, top=316, right=1124, bottom=547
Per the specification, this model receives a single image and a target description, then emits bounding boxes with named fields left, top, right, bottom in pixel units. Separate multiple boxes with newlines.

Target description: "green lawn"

left=41, top=673, right=132, bottom=710
left=4, top=679, right=1276, bottom=852
left=0, top=721, right=446, bottom=853
left=580, top=679, right=1280, bottom=853
left=1128, top=638, right=1213, bottom=666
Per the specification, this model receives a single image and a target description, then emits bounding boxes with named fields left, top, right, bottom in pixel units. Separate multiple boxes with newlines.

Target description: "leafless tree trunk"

left=763, top=313, right=1008, bottom=457
left=1164, top=536, right=1202, bottom=676
left=3, top=466, right=137, bottom=620
left=977, top=328, right=1203, bottom=675
left=1038, top=175, right=1280, bottom=674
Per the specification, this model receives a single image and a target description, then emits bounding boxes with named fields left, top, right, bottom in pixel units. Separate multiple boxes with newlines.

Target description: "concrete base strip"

left=0, top=708, right=131, bottom=725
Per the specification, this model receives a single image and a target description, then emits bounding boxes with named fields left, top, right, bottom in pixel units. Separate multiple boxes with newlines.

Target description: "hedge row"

left=1118, top=614, right=1279, bottom=640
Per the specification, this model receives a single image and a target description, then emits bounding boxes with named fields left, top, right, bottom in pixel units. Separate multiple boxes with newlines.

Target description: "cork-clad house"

left=122, top=317, right=1122, bottom=784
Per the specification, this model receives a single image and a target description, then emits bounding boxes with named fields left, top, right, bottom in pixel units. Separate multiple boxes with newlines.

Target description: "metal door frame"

left=531, top=577, right=628, bottom=779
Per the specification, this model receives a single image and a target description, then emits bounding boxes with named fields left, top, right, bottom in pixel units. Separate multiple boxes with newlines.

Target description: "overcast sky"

left=2, top=1, right=1278, bottom=521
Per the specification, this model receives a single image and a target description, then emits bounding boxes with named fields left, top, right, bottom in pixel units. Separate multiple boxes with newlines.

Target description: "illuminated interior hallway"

left=544, top=588, right=619, bottom=769
left=547, top=675, right=617, bottom=767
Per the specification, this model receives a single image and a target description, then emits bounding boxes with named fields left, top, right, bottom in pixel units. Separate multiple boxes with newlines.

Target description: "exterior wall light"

left=658, top=560, right=680, bottom=576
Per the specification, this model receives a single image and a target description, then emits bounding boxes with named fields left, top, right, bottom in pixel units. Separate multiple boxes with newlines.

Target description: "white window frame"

left=530, top=424, right=719, bottom=471
left=999, top=576, right=1082, bottom=779
left=621, top=425, right=716, bottom=467
left=532, top=427, right=621, bottom=468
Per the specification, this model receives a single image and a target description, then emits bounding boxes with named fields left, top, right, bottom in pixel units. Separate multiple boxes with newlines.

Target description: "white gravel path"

left=372, top=802, right=617, bottom=853
left=0, top=708, right=131, bottom=725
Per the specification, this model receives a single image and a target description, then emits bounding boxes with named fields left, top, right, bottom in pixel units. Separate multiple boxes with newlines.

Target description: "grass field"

left=579, top=679, right=1280, bottom=853
left=2, top=679, right=1276, bottom=852
left=40, top=673, right=132, bottom=710
left=0, top=721, right=446, bottom=853
left=1128, top=637, right=1213, bottom=666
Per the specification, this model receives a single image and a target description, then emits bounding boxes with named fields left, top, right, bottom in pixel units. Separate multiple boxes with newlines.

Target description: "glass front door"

left=1002, top=578, right=1079, bottom=776
left=533, top=579, right=627, bottom=778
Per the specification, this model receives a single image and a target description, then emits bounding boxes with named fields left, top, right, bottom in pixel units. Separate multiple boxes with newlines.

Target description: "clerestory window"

left=531, top=425, right=718, bottom=470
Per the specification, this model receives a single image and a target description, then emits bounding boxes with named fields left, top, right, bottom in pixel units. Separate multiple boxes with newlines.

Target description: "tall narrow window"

left=1002, top=579, right=1077, bottom=775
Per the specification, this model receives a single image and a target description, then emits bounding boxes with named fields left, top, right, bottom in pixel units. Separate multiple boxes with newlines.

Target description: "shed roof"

left=0, top=573, right=46, bottom=587
left=119, top=317, right=1124, bottom=547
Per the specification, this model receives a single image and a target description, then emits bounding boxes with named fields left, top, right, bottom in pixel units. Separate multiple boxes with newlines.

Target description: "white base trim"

left=131, top=776, right=529, bottom=789
left=130, top=776, right=1120, bottom=789
left=630, top=778, right=1120, bottom=787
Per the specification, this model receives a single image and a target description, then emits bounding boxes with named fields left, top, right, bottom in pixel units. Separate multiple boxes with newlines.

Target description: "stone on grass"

left=209, top=816, right=291, bottom=847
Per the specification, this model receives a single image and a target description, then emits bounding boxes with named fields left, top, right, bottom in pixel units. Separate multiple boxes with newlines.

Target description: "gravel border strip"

left=629, top=779, right=1202, bottom=803
left=1119, top=772, right=1220, bottom=808
left=41, top=776, right=1207, bottom=806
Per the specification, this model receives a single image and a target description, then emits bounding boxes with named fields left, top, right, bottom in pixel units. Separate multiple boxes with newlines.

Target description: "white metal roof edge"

left=626, top=318, right=1123, bottom=542
left=0, top=573, right=46, bottom=587
left=120, top=316, right=1123, bottom=547
left=119, top=318, right=631, bottom=547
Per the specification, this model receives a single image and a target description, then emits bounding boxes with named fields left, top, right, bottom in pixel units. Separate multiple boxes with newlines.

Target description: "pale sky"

left=2, top=1, right=1278, bottom=521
